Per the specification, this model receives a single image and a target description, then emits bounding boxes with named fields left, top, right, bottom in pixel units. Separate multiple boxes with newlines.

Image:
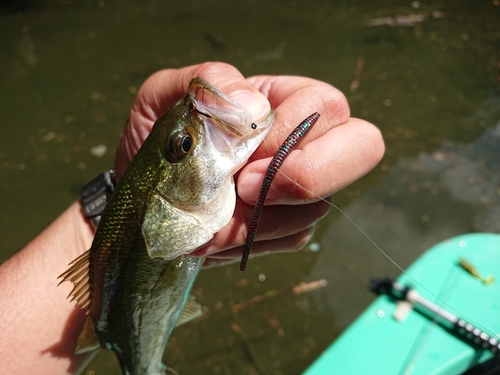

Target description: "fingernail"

left=232, top=91, right=270, bottom=122
left=238, top=172, right=274, bottom=203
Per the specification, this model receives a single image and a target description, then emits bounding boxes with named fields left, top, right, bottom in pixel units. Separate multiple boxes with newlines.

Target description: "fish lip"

left=189, top=77, right=275, bottom=167
left=189, top=77, right=255, bottom=137
left=193, top=99, right=275, bottom=139
left=201, top=107, right=274, bottom=169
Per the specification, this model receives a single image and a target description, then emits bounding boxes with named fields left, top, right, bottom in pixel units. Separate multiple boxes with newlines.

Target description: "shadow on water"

left=0, top=1, right=499, bottom=374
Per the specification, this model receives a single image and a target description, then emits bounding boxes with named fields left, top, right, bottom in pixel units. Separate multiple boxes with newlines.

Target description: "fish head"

left=142, top=77, right=275, bottom=259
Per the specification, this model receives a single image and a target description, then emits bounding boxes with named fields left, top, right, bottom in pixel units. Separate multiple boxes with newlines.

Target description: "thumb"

left=115, top=62, right=272, bottom=179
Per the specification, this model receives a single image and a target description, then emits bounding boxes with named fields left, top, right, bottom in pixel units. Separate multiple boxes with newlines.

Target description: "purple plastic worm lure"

left=240, top=112, right=321, bottom=271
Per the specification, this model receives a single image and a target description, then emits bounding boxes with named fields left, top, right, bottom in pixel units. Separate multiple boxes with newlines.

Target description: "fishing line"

left=398, top=265, right=460, bottom=375
left=278, top=170, right=499, bottom=341
left=253, top=114, right=499, bottom=341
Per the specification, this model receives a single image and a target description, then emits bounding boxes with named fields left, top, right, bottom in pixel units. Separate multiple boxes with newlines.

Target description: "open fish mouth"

left=189, top=77, right=275, bottom=169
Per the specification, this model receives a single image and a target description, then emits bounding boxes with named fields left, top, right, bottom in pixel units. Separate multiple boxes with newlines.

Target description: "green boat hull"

left=303, top=233, right=500, bottom=375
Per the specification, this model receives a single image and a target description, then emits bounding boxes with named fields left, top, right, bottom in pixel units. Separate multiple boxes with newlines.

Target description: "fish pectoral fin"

left=151, top=256, right=185, bottom=299
left=76, top=315, right=101, bottom=354
left=175, top=296, right=203, bottom=327
left=58, top=249, right=91, bottom=310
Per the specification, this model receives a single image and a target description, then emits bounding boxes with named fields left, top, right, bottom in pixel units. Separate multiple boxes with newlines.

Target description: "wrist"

left=69, top=200, right=96, bottom=262
left=0, top=201, right=96, bottom=374
left=67, top=168, right=116, bottom=261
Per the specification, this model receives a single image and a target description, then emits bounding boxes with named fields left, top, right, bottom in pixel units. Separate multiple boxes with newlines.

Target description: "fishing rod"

left=369, top=276, right=500, bottom=358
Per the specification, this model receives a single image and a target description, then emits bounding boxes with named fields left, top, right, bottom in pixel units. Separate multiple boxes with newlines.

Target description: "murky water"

left=1, top=1, right=499, bottom=374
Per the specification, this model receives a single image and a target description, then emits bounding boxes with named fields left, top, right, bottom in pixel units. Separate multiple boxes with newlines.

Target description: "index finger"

left=247, top=75, right=350, bottom=159
left=237, top=76, right=385, bottom=204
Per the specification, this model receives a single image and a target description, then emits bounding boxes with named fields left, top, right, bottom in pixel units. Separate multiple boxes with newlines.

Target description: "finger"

left=201, top=227, right=314, bottom=269
left=239, top=76, right=384, bottom=204
left=246, top=75, right=351, bottom=160
left=116, top=62, right=272, bottom=179
left=238, top=117, right=384, bottom=205
left=191, top=198, right=330, bottom=257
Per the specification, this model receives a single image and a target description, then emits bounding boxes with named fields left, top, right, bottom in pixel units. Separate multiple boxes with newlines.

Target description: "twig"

left=349, top=57, right=365, bottom=93
left=231, top=279, right=327, bottom=313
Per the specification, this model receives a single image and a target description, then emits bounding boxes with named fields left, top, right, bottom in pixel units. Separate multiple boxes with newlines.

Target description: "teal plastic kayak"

left=302, top=233, right=500, bottom=375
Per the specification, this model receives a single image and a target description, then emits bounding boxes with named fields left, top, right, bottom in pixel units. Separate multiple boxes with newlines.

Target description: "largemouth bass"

left=59, top=77, right=275, bottom=375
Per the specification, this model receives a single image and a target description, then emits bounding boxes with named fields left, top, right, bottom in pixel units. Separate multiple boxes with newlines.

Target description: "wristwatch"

left=80, top=170, right=116, bottom=227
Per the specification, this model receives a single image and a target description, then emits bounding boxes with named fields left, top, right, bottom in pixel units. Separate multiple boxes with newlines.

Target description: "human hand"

left=115, top=62, right=384, bottom=267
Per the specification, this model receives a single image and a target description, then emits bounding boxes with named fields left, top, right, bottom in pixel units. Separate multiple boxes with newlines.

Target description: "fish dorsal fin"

left=175, top=296, right=202, bottom=327
left=76, top=315, right=101, bottom=354
left=58, top=250, right=91, bottom=310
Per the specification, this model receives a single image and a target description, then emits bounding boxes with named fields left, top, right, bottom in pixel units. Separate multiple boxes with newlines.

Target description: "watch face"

left=81, top=170, right=116, bottom=220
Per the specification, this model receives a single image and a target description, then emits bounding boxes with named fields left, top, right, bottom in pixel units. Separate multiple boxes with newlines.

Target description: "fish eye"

left=167, top=131, right=194, bottom=163
left=179, top=134, right=193, bottom=153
